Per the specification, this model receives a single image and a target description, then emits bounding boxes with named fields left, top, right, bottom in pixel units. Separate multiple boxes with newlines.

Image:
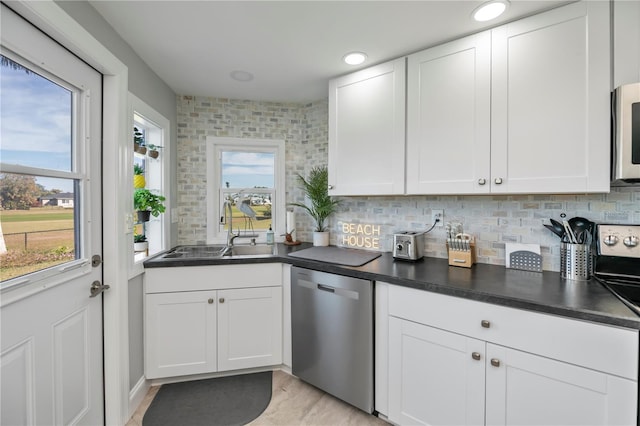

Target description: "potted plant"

left=147, top=144, right=163, bottom=159
left=134, top=233, right=148, bottom=252
left=134, top=126, right=147, bottom=155
left=134, top=188, right=166, bottom=222
left=289, top=166, right=340, bottom=246
left=134, top=164, right=146, bottom=188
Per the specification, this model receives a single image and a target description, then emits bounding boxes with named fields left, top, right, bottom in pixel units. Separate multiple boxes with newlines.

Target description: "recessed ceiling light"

left=472, top=0, right=509, bottom=22
left=343, top=52, right=367, bottom=66
left=230, top=70, right=254, bottom=82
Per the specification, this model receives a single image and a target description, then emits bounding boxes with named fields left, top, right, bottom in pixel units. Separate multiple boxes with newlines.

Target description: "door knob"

left=89, top=281, right=110, bottom=298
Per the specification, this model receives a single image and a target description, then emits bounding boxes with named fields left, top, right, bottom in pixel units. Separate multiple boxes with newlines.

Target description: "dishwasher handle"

left=317, top=283, right=335, bottom=293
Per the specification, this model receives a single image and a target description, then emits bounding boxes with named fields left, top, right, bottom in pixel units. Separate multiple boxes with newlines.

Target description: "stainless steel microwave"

left=612, top=82, right=640, bottom=185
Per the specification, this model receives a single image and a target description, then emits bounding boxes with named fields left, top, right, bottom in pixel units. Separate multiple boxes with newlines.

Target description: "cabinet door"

left=388, top=317, right=485, bottom=426
left=486, top=344, right=638, bottom=426
left=145, top=290, right=217, bottom=379
left=328, top=58, right=406, bottom=195
left=491, top=1, right=610, bottom=193
left=613, top=0, right=640, bottom=88
left=406, top=31, right=491, bottom=195
left=217, top=286, right=282, bottom=371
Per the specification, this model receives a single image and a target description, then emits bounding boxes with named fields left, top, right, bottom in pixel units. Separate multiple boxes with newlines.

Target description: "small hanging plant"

left=133, top=126, right=147, bottom=155
left=134, top=188, right=166, bottom=222
left=147, top=144, right=163, bottom=159
left=133, top=164, right=146, bottom=188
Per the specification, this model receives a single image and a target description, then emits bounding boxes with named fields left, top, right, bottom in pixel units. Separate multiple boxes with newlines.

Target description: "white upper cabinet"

left=613, top=0, right=640, bottom=88
left=329, top=1, right=610, bottom=196
left=406, top=31, right=491, bottom=194
left=328, top=58, right=406, bottom=196
left=490, top=1, right=610, bottom=194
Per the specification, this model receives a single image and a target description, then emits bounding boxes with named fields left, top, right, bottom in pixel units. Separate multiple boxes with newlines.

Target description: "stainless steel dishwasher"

left=291, top=266, right=374, bottom=413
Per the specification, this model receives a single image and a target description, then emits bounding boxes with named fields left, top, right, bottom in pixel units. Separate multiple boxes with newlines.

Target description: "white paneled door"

left=1, top=5, right=104, bottom=425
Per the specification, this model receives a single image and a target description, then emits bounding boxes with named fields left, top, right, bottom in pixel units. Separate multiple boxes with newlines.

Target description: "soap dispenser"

left=266, top=225, right=274, bottom=245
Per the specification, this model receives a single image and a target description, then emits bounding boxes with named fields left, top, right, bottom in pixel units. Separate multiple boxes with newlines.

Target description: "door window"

left=0, top=53, right=83, bottom=284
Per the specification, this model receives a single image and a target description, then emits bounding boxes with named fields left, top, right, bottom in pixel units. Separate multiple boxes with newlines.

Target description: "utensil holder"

left=560, top=242, right=591, bottom=281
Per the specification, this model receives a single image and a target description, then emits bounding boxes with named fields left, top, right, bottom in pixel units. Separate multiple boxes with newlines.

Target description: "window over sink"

left=206, top=137, right=285, bottom=244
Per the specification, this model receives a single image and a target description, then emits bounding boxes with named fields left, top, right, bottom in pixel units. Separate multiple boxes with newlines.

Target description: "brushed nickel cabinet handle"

left=491, top=358, right=501, bottom=367
left=494, top=177, right=503, bottom=184
left=481, top=320, right=491, bottom=328
left=208, top=298, right=214, bottom=304
left=328, top=185, right=334, bottom=190
left=219, top=298, right=225, bottom=303
left=472, top=352, right=481, bottom=361
left=478, top=178, right=486, bottom=185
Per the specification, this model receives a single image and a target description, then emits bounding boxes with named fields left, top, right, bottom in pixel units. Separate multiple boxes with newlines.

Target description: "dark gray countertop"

left=144, top=243, right=640, bottom=330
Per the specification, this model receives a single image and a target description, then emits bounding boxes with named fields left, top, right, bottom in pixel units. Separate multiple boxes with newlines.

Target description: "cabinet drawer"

left=389, top=285, right=638, bottom=380
left=145, top=263, right=283, bottom=293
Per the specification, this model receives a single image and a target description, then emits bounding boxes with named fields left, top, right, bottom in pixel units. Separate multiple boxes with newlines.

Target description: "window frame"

left=206, top=137, right=285, bottom=245
left=0, top=47, right=95, bottom=292
left=128, top=93, right=171, bottom=278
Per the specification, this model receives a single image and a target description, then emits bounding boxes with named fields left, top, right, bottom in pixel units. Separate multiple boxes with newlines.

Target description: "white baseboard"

left=129, top=375, right=151, bottom=419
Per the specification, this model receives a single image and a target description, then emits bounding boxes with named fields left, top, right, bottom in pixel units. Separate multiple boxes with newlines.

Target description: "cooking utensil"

left=568, top=217, right=591, bottom=244
left=549, top=219, right=565, bottom=238
left=544, top=223, right=564, bottom=238
left=562, top=220, right=577, bottom=244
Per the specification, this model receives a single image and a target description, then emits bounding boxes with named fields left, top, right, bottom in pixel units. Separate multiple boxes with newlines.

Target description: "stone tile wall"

left=177, top=95, right=640, bottom=272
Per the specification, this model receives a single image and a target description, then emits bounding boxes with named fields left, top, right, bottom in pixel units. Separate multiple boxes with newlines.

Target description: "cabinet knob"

left=328, top=185, right=334, bottom=190
left=481, top=320, right=491, bottom=328
left=219, top=298, right=225, bottom=303
left=471, top=352, right=481, bottom=361
left=494, top=177, right=503, bottom=185
left=208, top=298, right=214, bottom=304
left=478, top=178, right=486, bottom=185
left=490, top=358, right=501, bottom=367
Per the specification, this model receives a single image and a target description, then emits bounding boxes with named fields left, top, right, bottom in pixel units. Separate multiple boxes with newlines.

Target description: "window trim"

left=206, top=137, right=285, bottom=245
left=0, top=45, right=96, bottom=293
left=128, top=92, right=171, bottom=278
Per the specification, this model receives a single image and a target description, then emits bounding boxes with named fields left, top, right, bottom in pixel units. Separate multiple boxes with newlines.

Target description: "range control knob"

left=603, top=235, right=619, bottom=246
left=623, top=235, right=639, bottom=248
left=396, top=244, right=404, bottom=251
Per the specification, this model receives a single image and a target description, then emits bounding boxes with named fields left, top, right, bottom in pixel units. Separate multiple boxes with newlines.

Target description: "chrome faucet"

left=223, top=199, right=258, bottom=247
left=223, top=200, right=236, bottom=247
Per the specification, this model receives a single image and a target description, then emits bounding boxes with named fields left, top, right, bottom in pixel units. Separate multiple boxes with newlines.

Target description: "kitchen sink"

left=160, top=245, right=229, bottom=259
left=224, top=244, right=275, bottom=256
left=158, top=244, right=276, bottom=260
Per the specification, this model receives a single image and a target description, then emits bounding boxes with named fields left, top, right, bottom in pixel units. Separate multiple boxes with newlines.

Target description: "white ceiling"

left=90, top=0, right=570, bottom=103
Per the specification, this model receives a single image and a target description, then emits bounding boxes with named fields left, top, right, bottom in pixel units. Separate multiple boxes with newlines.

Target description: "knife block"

left=446, top=242, right=476, bottom=268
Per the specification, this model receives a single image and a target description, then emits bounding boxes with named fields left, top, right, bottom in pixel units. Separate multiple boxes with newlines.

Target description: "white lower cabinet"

left=485, top=344, right=637, bottom=426
left=387, top=286, right=638, bottom=426
left=217, top=286, right=282, bottom=371
left=144, top=264, right=283, bottom=379
left=389, top=318, right=485, bottom=425
left=146, top=290, right=218, bottom=379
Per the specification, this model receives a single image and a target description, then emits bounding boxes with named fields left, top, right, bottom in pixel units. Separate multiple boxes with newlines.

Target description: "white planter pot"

left=313, top=231, right=330, bottom=247
left=134, top=242, right=148, bottom=252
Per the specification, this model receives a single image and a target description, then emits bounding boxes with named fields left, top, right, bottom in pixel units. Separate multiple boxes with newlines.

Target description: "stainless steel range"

left=593, top=224, right=640, bottom=315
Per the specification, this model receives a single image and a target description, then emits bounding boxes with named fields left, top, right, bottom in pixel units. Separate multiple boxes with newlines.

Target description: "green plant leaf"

left=288, top=166, right=339, bottom=232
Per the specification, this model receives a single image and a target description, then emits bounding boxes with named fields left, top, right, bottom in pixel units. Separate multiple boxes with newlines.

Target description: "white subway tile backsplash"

left=177, top=95, right=640, bottom=272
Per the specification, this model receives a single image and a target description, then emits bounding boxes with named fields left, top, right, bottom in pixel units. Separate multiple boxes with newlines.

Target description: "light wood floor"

left=126, top=370, right=389, bottom=426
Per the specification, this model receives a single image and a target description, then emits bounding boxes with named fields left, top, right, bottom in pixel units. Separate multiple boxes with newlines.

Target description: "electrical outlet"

left=431, top=209, right=444, bottom=227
